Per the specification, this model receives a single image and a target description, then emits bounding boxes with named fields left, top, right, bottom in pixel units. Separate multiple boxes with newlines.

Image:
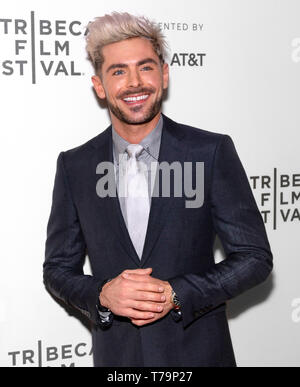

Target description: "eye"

left=141, top=66, right=153, bottom=71
left=112, top=69, right=124, bottom=76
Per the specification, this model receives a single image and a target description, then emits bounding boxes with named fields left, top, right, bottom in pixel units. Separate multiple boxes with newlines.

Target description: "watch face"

left=172, top=291, right=181, bottom=307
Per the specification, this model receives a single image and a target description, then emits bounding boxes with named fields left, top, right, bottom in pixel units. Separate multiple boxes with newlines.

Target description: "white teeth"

left=123, top=95, right=149, bottom=102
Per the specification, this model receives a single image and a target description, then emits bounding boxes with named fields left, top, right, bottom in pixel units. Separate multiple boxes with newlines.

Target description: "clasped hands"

left=99, top=268, right=174, bottom=326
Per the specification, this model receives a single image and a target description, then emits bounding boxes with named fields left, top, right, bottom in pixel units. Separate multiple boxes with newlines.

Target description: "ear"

left=162, top=63, right=169, bottom=90
left=91, top=75, right=106, bottom=99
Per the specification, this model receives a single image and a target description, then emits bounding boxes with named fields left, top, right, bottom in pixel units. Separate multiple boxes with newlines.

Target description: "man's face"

left=92, top=37, right=169, bottom=125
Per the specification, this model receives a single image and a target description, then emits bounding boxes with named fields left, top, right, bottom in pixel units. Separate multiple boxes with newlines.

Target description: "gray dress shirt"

left=112, top=115, right=163, bottom=227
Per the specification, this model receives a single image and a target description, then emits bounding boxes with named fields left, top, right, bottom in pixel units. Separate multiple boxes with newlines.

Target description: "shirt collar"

left=112, top=115, right=163, bottom=163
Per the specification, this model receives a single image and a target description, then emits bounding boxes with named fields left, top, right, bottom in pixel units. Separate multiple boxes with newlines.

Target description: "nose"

left=127, top=68, right=142, bottom=88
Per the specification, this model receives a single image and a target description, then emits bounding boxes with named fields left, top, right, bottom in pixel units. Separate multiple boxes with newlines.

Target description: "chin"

left=124, top=114, right=158, bottom=125
left=109, top=99, right=162, bottom=126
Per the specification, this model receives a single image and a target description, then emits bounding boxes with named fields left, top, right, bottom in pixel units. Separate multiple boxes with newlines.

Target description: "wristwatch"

left=171, top=289, right=181, bottom=310
left=97, top=279, right=113, bottom=325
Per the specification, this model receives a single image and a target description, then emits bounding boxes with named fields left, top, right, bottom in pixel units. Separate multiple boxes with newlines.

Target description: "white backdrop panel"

left=0, top=0, right=299, bottom=367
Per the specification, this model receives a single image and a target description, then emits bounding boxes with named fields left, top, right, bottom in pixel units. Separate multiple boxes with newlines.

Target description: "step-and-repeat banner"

left=0, top=0, right=299, bottom=367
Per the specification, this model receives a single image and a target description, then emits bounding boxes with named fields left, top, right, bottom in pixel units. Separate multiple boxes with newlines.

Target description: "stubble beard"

left=107, top=90, right=163, bottom=126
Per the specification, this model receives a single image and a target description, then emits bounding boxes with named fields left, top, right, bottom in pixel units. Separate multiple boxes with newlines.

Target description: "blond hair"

left=86, top=12, right=168, bottom=73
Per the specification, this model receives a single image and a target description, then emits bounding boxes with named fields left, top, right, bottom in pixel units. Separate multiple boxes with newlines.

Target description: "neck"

left=110, top=112, right=161, bottom=144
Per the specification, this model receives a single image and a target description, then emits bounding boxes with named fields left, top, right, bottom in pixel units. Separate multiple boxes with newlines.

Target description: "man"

left=44, top=12, right=273, bottom=367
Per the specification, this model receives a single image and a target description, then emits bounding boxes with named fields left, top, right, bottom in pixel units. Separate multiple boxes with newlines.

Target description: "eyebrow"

left=106, top=58, right=159, bottom=74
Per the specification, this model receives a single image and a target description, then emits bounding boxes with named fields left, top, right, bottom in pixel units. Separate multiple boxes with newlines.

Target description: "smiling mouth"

left=122, top=94, right=150, bottom=105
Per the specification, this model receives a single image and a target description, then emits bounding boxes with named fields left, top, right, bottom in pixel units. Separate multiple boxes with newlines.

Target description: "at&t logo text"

left=170, top=53, right=206, bottom=67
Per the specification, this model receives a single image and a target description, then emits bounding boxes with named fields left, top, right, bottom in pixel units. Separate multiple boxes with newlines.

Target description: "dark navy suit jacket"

left=44, top=114, right=273, bottom=367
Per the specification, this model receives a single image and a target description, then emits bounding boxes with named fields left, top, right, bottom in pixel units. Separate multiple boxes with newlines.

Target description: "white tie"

left=124, top=144, right=150, bottom=259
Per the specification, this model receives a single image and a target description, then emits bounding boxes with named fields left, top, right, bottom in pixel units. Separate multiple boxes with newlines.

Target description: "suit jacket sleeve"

left=43, top=152, right=110, bottom=327
left=168, top=135, right=273, bottom=329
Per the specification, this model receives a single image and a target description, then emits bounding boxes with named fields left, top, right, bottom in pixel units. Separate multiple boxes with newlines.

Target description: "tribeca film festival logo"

left=250, top=169, right=300, bottom=230
left=8, top=340, right=92, bottom=367
left=96, top=159, right=204, bottom=209
left=0, top=12, right=88, bottom=84
left=0, top=12, right=207, bottom=84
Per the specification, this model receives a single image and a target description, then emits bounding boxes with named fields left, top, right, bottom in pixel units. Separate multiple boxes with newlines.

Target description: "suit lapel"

left=93, top=126, right=141, bottom=267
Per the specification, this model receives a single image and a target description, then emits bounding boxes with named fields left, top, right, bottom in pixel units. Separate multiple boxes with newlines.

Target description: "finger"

left=121, top=272, right=152, bottom=281
left=133, top=290, right=166, bottom=303
left=127, top=280, right=165, bottom=293
left=129, top=300, right=164, bottom=313
left=122, top=273, right=158, bottom=283
left=123, top=268, right=152, bottom=275
left=131, top=319, right=155, bottom=326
